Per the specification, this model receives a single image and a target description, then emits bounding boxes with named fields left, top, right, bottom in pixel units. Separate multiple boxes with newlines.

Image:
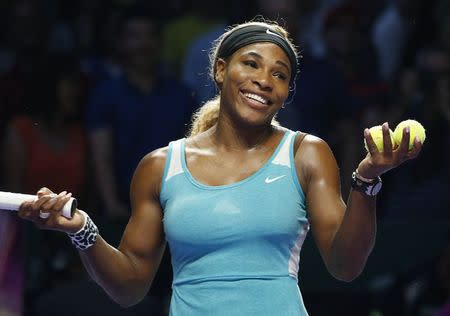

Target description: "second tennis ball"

left=364, top=125, right=395, bottom=152
left=393, top=119, right=426, bottom=150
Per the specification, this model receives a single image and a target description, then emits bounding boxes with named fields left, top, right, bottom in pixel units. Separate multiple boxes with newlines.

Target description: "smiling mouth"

left=241, top=91, right=272, bottom=108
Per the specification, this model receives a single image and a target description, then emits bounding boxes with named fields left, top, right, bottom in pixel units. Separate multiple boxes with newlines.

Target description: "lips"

left=240, top=90, right=272, bottom=110
left=243, top=92, right=268, bottom=104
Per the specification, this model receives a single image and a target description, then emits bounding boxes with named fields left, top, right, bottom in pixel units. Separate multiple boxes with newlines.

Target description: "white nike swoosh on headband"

left=266, top=28, right=283, bottom=38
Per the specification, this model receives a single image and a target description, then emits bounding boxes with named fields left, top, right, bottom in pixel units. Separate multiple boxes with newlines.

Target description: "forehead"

left=231, top=42, right=291, bottom=69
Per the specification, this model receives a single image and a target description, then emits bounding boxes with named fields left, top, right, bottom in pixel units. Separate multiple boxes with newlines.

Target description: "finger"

left=18, top=201, right=34, bottom=219
left=32, top=195, right=54, bottom=212
left=397, top=125, right=410, bottom=156
left=382, top=122, right=393, bottom=154
left=364, top=128, right=379, bottom=155
left=405, top=136, right=423, bottom=160
left=37, top=187, right=53, bottom=198
left=40, top=191, right=67, bottom=212
left=52, top=192, right=72, bottom=212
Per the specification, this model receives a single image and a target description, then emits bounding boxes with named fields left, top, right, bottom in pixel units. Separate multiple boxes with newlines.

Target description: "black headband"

left=217, top=25, right=298, bottom=83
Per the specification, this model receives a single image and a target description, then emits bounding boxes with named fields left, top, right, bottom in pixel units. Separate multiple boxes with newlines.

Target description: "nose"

left=252, top=70, right=273, bottom=91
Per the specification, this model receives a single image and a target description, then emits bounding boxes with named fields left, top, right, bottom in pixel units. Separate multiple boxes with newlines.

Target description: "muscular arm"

left=296, top=135, right=376, bottom=282
left=78, top=148, right=167, bottom=307
left=297, top=123, right=421, bottom=282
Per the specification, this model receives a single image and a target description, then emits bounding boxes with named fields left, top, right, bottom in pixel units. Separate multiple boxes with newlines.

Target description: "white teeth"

left=243, top=92, right=268, bottom=104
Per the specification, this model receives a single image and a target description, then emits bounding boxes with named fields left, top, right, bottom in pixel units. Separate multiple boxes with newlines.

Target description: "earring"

left=281, top=103, right=286, bottom=109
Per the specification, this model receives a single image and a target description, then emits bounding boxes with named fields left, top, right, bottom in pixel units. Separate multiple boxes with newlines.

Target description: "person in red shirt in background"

left=1, top=55, right=90, bottom=312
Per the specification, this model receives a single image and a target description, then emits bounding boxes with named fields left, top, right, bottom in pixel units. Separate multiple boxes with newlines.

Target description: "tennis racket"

left=0, top=191, right=76, bottom=218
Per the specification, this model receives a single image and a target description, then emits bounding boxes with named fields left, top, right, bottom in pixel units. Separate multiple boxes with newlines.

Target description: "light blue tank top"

left=160, top=130, right=310, bottom=316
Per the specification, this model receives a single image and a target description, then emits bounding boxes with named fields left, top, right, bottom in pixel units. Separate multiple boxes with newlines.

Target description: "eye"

left=243, top=60, right=258, bottom=68
left=274, top=72, right=288, bottom=81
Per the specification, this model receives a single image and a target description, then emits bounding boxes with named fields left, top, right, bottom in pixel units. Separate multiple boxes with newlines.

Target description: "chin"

left=235, top=112, right=274, bottom=128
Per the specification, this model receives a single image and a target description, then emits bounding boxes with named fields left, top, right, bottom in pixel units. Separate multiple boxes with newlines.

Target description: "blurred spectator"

left=296, top=0, right=329, bottom=59
left=80, top=5, right=124, bottom=87
left=181, top=23, right=225, bottom=105
left=1, top=54, right=90, bottom=312
left=162, top=0, right=226, bottom=76
left=86, top=10, right=196, bottom=313
left=86, top=9, right=195, bottom=220
left=372, top=0, right=422, bottom=82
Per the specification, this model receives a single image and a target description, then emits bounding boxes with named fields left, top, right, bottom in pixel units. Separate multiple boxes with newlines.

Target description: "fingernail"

left=66, top=192, right=72, bottom=198
left=405, top=126, right=410, bottom=133
left=364, top=128, right=369, bottom=136
left=415, top=136, right=421, bottom=144
left=59, top=191, right=67, bottom=196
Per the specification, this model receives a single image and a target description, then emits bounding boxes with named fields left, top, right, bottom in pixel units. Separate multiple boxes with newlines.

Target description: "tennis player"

left=18, top=19, right=422, bottom=315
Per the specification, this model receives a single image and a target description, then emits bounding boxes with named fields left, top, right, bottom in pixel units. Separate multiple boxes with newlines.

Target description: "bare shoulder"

left=131, top=146, right=169, bottom=198
left=138, top=146, right=169, bottom=171
left=295, top=133, right=331, bottom=154
left=294, top=133, right=337, bottom=173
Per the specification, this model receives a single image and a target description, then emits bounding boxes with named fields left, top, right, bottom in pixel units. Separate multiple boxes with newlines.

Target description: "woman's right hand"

left=18, top=187, right=85, bottom=234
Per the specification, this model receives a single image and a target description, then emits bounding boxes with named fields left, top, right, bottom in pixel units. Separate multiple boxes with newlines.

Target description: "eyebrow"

left=244, top=51, right=291, bottom=73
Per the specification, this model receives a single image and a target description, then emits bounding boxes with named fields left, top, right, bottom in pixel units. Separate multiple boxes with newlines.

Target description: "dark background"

left=0, top=0, right=448, bottom=315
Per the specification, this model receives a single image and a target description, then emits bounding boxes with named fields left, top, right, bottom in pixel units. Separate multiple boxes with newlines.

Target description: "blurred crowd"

left=0, top=0, right=448, bottom=315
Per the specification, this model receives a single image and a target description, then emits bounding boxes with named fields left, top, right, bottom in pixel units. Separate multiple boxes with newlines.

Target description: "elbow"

left=113, top=294, right=145, bottom=309
left=328, top=264, right=364, bottom=282
left=331, top=269, right=362, bottom=282
left=101, top=282, right=148, bottom=308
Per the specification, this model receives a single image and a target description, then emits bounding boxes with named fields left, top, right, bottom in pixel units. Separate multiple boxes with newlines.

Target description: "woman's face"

left=215, top=42, right=292, bottom=127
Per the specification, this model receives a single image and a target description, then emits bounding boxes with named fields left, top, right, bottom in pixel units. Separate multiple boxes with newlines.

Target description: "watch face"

left=352, top=172, right=382, bottom=195
left=370, top=182, right=382, bottom=195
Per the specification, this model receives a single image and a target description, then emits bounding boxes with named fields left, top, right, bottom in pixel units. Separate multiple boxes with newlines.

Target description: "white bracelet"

left=355, top=169, right=377, bottom=183
left=67, top=210, right=99, bottom=250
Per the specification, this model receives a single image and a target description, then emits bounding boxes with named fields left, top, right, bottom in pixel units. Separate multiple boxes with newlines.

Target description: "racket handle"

left=0, top=191, right=76, bottom=218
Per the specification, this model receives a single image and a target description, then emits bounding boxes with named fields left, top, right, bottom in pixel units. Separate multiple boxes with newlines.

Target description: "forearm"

left=329, top=189, right=377, bottom=281
left=78, top=236, right=153, bottom=307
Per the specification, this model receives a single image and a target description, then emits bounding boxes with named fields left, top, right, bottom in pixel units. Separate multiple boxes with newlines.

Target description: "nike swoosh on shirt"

left=265, top=175, right=286, bottom=184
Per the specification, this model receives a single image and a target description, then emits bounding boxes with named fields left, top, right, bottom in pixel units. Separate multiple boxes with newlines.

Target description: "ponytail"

left=188, top=95, right=221, bottom=137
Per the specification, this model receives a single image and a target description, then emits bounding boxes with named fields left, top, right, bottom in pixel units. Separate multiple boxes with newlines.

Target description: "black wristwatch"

left=351, top=171, right=382, bottom=196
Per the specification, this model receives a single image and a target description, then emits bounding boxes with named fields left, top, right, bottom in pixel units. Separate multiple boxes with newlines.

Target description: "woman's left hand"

left=356, top=122, right=422, bottom=179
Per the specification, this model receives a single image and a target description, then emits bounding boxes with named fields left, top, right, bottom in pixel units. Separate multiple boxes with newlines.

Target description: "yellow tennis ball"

left=364, top=125, right=395, bottom=152
left=393, top=119, right=426, bottom=150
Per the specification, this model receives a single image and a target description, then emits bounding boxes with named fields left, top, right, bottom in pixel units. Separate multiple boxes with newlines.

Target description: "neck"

left=211, top=112, right=275, bottom=151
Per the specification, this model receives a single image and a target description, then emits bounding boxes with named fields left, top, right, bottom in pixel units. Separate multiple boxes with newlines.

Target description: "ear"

left=214, top=58, right=226, bottom=86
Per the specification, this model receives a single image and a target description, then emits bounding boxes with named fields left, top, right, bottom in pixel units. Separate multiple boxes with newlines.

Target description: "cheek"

left=226, top=65, right=247, bottom=84
left=275, top=83, right=290, bottom=103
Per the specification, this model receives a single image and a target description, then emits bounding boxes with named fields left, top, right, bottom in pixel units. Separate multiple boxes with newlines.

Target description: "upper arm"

left=116, top=148, right=168, bottom=285
left=295, top=135, right=346, bottom=264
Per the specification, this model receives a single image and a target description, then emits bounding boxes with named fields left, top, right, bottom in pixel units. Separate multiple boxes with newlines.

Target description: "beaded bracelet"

left=67, top=210, right=99, bottom=250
